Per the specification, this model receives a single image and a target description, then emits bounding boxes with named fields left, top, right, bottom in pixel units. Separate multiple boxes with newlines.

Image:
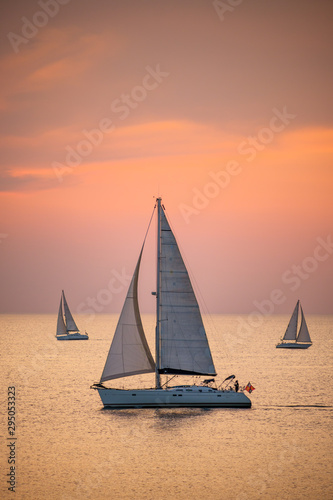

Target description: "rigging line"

left=140, top=202, right=157, bottom=251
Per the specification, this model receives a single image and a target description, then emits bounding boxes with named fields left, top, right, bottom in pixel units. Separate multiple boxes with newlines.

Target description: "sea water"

left=0, top=314, right=332, bottom=500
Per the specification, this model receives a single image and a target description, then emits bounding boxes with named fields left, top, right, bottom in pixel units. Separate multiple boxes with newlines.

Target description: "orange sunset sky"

left=0, top=0, right=332, bottom=314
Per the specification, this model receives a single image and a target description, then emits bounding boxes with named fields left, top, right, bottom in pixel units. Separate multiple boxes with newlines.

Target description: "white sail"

left=158, top=208, right=216, bottom=376
left=62, top=290, right=79, bottom=332
left=56, top=296, right=67, bottom=336
left=297, top=305, right=311, bottom=343
left=100, top=250, right=155, bottom=383
left=282, top=300, right=299, bottom=341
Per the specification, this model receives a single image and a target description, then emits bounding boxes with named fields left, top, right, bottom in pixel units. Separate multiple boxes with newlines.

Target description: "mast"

left=155, top=197, right=162, bottom=389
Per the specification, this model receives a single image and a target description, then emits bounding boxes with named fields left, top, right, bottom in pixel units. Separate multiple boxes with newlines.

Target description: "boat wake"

left=260, top=404, right=332, bottom=409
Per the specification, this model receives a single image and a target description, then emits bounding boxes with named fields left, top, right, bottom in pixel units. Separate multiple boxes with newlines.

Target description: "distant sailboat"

left=276, top=300, right=312, bottom=349
left=92, top=198, right=251, bottom=408
left=56, top=290, right=88, bottom=340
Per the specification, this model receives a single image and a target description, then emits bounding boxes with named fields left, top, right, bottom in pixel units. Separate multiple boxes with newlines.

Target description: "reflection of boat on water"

left=92, top=198, right=251, bottom=408
left=106, top=407, right=209, bottom=425
left=56, top=290, right=89, bottom=340
left=276, top=300, right=312, bottom=349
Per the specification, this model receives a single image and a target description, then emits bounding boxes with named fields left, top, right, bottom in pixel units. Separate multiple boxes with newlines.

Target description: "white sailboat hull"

left=95, top=386, right=251, bottom=409
left=276, top=342, right=312, bottom=349
left=56, top=333, right=89, bottom=340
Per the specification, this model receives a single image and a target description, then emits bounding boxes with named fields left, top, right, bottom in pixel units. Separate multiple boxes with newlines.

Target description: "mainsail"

left=282, top=300, right=299, bottom=341
left=62, top=290, right=79, bottom=332
left=100, top=249, right=155, bottom=383
left=158, top=207, right=216, bottom=376
left=297, top=305, right=311, bottom=343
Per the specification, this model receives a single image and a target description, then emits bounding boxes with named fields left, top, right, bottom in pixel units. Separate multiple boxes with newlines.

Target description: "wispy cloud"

left=0, top=169, right=77, bottom=193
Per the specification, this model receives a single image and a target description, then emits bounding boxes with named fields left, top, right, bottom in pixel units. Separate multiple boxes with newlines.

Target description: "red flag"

left=245, top=382, right=255, bottom=393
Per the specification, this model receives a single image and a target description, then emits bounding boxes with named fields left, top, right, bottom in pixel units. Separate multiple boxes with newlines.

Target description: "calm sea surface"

left=1, top=314, right=332, bottom=500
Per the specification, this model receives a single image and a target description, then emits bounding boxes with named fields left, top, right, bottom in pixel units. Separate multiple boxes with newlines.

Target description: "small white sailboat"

left=276, top=300, right=312, bottom=349
left=92, top=198, right=251, bottom=408
left=56, top=290, right=89, bottom=340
